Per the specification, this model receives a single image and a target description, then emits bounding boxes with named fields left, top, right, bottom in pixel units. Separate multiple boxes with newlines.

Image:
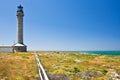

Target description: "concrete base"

left=13, top=43, right=27, bottom=52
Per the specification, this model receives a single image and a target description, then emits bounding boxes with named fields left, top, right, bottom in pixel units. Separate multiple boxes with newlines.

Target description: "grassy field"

left=38, top=51, right=120, bottom=80
left=0, top=52, right=120, bottom=80
left=0, top=52, right=39, bottom=80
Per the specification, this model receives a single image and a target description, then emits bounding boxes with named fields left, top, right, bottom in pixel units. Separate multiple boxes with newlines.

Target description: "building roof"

left=17, top=4, right=23, bottom=12
left=0, top=45, right=12, bottom=48
left=14, top=43, right=25, bottom=46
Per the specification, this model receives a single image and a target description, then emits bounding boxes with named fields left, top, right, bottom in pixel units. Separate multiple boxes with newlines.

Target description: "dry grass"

left=38, top=51, right=120, bottom=80
left=0, top=52, right=39, bottom=80
left=0, top=51, right=120, bottom=80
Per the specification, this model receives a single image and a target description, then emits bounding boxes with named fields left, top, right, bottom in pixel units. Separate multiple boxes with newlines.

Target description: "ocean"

left=78, top=51, right=120, bottom=56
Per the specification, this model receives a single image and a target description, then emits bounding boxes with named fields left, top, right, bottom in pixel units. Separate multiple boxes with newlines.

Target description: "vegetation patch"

left=38, top=51, right=120, bottom=80
left=0, top=52, right=39, bottom=80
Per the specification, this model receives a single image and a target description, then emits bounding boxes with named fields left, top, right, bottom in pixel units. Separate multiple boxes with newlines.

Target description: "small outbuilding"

left=0, top=46, right=14, bottom=53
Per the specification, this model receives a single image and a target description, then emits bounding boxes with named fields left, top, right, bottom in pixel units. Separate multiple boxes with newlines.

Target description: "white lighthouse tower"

left=14, top=5, right=27, bottom=52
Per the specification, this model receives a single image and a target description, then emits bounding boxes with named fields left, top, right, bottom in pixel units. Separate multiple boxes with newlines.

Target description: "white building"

left=0, top=5, right=27, bottom=53
left=0, top=46, right=13, bottom=53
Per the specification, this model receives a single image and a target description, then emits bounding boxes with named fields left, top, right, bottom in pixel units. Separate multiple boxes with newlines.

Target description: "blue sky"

left=0, top=0, right=120, bottom=51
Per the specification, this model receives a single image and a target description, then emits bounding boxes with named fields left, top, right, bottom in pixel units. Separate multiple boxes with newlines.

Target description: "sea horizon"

left=32, top=50, right=120, bottom=56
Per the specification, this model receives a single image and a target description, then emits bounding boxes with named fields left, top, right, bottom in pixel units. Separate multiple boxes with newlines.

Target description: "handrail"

left=34, top=52, right=49, bottom=80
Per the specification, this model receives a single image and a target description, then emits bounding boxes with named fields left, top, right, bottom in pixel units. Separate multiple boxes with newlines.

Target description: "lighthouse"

left=14, top=5, right=27, bottom=52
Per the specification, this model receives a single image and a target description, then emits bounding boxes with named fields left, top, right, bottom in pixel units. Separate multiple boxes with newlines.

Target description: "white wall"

left=0, top=47, right=13, bottom=53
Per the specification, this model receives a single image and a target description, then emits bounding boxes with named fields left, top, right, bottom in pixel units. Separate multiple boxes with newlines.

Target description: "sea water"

left=79, top=51, right=120, bottom=56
